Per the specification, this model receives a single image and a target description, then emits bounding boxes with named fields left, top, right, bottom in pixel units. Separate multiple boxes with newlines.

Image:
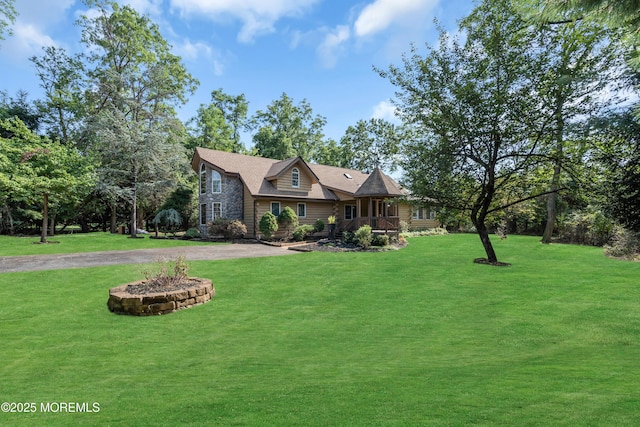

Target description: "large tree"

left=1, top=118, right=94, bottom=243
left=380, top=0, right=554, bottom=264
left=535, top=21, right=623, bottom=243
left=252, top=93, right=326, bottom=161
left=338, top=118, right=401, bottom=173
left=30, top=46, right=87, bottom=145
left=79, top=1, right=197, bottom=238
left=188, top=89, right=249, bottom=153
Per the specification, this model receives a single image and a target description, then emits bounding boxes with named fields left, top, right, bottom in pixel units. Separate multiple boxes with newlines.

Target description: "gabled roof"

left=265, top=157, right=319, bottom=183
left=192, top=148, right=403, bottom=200
left=354, top=167, right=405, bottom=197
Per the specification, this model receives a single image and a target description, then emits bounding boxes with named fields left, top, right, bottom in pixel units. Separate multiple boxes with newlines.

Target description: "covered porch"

left=340, top=168, right=405, bottom=234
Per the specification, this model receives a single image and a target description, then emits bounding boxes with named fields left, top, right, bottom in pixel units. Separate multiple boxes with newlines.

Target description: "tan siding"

left=243, top=185, right=255, bottom=237
left=275, top=168, right=312, bottom=192
left=400, top=202, right=440, bottom=230
left=254, top=198, right=333, bottom=238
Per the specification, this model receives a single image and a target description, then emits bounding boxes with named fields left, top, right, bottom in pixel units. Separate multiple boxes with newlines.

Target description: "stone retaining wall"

left=107, top=277, right=214, bottom=316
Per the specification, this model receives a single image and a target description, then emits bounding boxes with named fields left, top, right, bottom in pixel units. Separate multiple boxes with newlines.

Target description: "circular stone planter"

left=107, top=277, right=214, bottom=316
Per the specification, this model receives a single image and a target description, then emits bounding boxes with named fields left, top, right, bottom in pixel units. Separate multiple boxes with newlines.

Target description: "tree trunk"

left=110, top=203, right=117, bottom=234
left=3, top=203, right=15, bottom=235
left=475, top=220, right=498, bottom=264
left=542, top=90, right=566, bottom=244
left=48, top=209, right=56, bottom=237
left=130, top=162, right=138, bottom=238
left=40, top=193, right=49, bottom=243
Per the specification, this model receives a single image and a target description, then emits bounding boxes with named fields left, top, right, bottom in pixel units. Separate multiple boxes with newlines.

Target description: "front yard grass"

left=1, top=234, right=639, bottom=426
left=0, top=232, right=221, bottom=256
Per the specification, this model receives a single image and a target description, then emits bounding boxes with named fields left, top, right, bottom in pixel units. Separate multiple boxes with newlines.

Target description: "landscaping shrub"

left=278, top=206, right=299, bottom=239
left=342, top=231, right=355, bottom=245
left=208, top=218, right=229, bottom=237
left=314, top=218, right=325, bottom=233
left=207, top=219, right=247, bottom=239
left=354, top=225, right=372, bottom=249
left=604, top=225, right=640, bottom=259
left=401, top=227, right=449, bottom=238
left=226, top=219, right=247, bottom=239
left=152, top=208, right=182, bottom=236
left=183, top=227, right=200, bottom=240
left=293, top=224, right=316, bottom=241
left=259, top=212, right=278, bottom=239
left=558, top=209, right=613, bottom=246
left=371, top=233, right=390, bottom=247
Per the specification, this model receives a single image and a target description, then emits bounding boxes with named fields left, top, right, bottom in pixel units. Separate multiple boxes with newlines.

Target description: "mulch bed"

left=289, top=239, right=407, bottom=253
left=126, top=279, right=200, bottom=295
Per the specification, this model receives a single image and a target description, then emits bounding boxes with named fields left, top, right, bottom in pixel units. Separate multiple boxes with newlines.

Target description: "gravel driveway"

left=0, top=243, right=299, bottom=273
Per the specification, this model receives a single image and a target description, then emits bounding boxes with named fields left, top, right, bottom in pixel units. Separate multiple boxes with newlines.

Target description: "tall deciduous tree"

left=79, top=1, right=197, bottom=238
left=252, top=93, right=326, bottom=161
left=380, top=0, right=553, bottom=264
left=338, top=118, right=401, bottom=173
left=536, top=22, right=622, bottom=243
left=30, top=46, right=87, bottom=145
left=188, top=89, right=249, bottom=153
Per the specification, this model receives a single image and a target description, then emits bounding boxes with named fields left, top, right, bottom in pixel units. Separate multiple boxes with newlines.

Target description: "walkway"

left=0, top=243, right=299, bottom=273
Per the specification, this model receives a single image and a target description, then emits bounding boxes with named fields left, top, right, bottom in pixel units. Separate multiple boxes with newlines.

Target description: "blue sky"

left=1, top=0, right=475, bottom=147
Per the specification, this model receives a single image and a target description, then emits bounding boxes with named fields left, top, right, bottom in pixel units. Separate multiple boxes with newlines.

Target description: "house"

left=192, top=147, right=438, bottom=238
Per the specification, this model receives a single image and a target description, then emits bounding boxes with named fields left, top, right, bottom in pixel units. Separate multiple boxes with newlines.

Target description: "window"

left=212, top=170, right=222, bottom=193
left=297, top=203, right=306, bottom=218
left=291, top=168, right=300, bottom=188
left=345, top=205, right=356, bottom=220
left=199, top=164, right=206, bottom=194
left=412, top=206, right=425, bottom=220
left=200, top=203, right=207, bottom=225
left=412, top=206, right=436, bottom=220
left=270, top=202, right=281, bottom=216
left=212, top=202, right=222, bottom=220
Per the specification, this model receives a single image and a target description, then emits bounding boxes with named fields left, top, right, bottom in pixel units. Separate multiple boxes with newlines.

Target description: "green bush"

left=604, top=225, right=640, bottom=259
left=278, top=206, right=299, bottom=239
left=342, top=231, right=355, bottom=244
left=259, top=212, right=279, bottom=239
left=558, top=209, right=614, bottom=246
left=293, top=224, right=316, bottom=241
left=354, top=225, right=372, bottom=249
left=183, top=227, right=201, bottom=240
left=372, top=233, right=390, bottom=247
left=314, top=218, right=325, bottom=233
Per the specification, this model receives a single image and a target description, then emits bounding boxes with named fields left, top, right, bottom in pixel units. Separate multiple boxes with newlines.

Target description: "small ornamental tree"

left=259, top=211, right=278, bottom=240
left=278, top=206, right=299, bottom=240
left=152, top=208, right=182, bottom=236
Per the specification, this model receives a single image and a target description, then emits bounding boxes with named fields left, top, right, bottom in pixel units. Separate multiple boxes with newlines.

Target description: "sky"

left=0, top=0, right=475, bottom=147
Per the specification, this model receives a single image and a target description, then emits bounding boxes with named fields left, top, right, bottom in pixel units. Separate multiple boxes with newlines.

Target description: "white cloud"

left=172, top=38, right=227, bottom=76
left=124, top=0, right=164, bottom=16
left=372, top=101, right=398, bottom=121
left=1, top=22, right=57, bottom=62
left=317, top=25, right=350, bottom=69
left=354, top=0, right=439, bottom=38
left=169, top=0, right=320, bottom=43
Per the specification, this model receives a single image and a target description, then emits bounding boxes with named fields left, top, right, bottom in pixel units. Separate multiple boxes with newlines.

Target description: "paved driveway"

left=0, top=243, right=299, bottom=273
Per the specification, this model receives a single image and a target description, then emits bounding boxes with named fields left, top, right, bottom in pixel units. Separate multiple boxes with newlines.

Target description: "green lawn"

left=0, top=232, right=221, bottom=256
left=1, top=234, right=639, bottom=426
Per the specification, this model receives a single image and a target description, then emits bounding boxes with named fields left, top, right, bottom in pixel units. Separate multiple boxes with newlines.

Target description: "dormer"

left=265, top=157, right=319, bottom=192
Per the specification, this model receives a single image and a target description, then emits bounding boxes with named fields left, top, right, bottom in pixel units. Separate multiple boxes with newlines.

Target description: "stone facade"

left=199, top=164, right=244, bottom=236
